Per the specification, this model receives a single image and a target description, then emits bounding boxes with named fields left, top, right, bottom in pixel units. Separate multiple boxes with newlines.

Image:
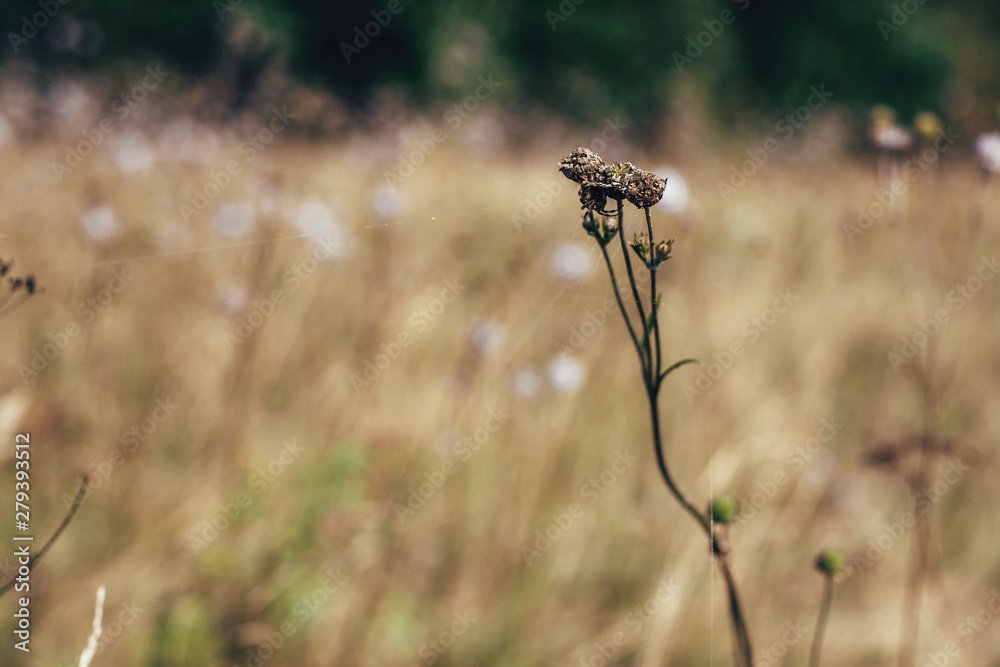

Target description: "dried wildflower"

left=624, top=169, right=667, bottom=209
left=600, top=161, right=635, bottom=201
left=559, top=147, right=607, bottom=186
left=578, top=184, right=608, bottom=213
left=815, top=549, right=844, bottom=576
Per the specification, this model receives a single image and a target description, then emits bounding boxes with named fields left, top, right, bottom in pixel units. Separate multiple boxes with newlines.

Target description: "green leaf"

left=659, top=358, right=698, bottom=384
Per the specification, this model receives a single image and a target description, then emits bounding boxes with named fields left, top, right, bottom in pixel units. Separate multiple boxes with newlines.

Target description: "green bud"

left=710, top=495, right=736, bottom=525
left=815, top=549, right=843, bottom=576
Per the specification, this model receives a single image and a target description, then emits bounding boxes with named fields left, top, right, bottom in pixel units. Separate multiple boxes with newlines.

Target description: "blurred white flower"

left=214, top=202, right=255, bottom=238
left=294, top=199, right=348, bottom=259
left=975, top=133, right=1000, bottom=173
left=371, top=185, right=403, bottom=218
left=655, top=166, right=689, bottom=212
left=47, top=79, right=93, bottom=125
left=112, top=131, right=155, bottom=174
left=513, top=366, right=542, bottom=398
left=548, top=356, right=584, bottom=393
left=216, top=284, right=247, bottom=314
left=471, top=320, right=503, bottom=351
left=870, top=124, right=913, bottom=152
left=551, top=243, right=591, bottom=280
left=79, top=206, right=117, bottom=242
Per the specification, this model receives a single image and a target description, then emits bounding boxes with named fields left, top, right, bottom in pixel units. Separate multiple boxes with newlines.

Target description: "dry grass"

left=1, top=121, right=999, bottom=666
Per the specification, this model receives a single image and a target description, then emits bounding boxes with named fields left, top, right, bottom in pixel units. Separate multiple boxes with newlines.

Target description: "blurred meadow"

left=1, top=1, right=1000, bottom=666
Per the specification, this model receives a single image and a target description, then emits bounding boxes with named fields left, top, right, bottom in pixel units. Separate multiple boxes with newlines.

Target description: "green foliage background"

left=1, top=0, right=998, bottom=123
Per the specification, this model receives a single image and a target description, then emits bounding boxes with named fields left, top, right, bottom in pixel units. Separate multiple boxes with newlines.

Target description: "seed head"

left=559, top=147, right=607, bottom=186
left=624, top=169, right=667, bottom=209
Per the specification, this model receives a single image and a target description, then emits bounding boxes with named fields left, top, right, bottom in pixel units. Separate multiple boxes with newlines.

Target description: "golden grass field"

left=1, top=101, right=999, bottom=666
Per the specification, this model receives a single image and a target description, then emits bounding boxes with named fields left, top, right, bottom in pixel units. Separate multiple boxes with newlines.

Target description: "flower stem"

left=615, top=199, right=650, bottom=379
left=809, top=575, right=834, bottom=667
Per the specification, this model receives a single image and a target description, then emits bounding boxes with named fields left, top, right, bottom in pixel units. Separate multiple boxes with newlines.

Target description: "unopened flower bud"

left=815, top=549, right=844, bottom=576
left=710, top=495, right=736, bottom=525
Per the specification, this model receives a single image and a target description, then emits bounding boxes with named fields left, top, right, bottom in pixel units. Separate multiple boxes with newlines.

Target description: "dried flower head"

left=600, top=161, right=635, bottom=201
left=624, top=169, right=667, bottom=209
left=559, top=147, right=607, bottom=186
left=578, top=184, right=608, bottom=213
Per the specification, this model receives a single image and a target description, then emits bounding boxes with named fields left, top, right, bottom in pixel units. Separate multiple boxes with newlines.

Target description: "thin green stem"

left=600, top=243, right=645, bottom=372
left=718, top=555, right=754, bottom=667
left=597, top=197, right=753, bottom=667
left=644, top=207, right=663, bottom=382
left=615, top=199, right=650, bottom=379
left=809, top=576, right=834, bottom=667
